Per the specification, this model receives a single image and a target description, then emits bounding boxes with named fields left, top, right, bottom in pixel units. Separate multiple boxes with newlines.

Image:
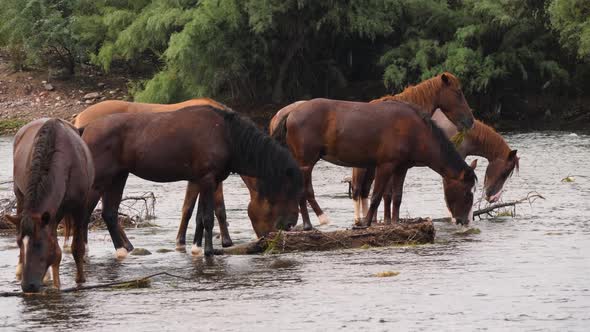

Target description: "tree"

left=548, top=0, right=590, bottom=59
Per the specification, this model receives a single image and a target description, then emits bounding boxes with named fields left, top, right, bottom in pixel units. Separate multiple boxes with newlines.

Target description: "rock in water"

left=44, top=83, right=54, bottom=91
left=131, top=248, right=152, bottom=256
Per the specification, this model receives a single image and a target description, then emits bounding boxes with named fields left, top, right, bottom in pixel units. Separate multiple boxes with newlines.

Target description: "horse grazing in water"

left=269, top=72, right=475, bottom=226
left=7, top=118, right=94, bottom=292
left=432, top=111, right=519, bottom=202
left=351, top=73, right=519, bottom=222
left=81, top=105, right=302, bottom=256
left=272, top=98, right=477, bottom=229
left=70, top=98, right=234, bottom=250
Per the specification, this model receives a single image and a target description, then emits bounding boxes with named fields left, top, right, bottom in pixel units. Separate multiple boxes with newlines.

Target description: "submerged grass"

left=374, top=271, right=400, bottom=278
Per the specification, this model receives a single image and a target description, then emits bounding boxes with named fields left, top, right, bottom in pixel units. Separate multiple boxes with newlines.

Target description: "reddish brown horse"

left=272, top=98, right=477, bottom=229
left=70, top=98, right=233, bottom=250
left=7, top=118, right=94, bottom=292
left=270, top=72, right=475, bottom=226
left=432, top=111, right=519, bottom=202
left=81, top=105, right=302, bottom=257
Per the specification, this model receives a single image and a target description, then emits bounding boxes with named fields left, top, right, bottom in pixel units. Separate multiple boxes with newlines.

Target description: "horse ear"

left=470, top=159, right=478, bottom=170
left=441, top=73, right=450, bottom=85
left=508, top=149, right=518, bottom=160
left=4, top=214, right=21, bottom=227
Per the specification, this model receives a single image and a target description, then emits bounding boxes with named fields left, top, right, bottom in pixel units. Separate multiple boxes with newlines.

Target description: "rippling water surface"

left=0, top=132, right=589, bottom=331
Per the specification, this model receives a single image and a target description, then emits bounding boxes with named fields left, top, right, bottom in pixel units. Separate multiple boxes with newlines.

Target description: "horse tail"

left=271, top=114, right=289, bottom=147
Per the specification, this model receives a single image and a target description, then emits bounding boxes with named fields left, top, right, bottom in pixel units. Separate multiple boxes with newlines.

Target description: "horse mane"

left=23, top=119, right=59, bottom=213
left=371, top=72, right=461, bottom=112
left=209, top=107, right=302, bottom=199
left=408, top=104, right=476, bottom=181
left=467, top=120, right=512, bottom=160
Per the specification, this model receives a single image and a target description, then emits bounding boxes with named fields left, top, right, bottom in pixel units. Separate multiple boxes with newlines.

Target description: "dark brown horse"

left=7, top=118, right=94, bottom=292
left=272, top=98, right=477, bottom=229
left=269, top=72, right=475, bottom=226
left=70, top=98, right=234, bottom=251
left=81, top=105, right=302, bottom=257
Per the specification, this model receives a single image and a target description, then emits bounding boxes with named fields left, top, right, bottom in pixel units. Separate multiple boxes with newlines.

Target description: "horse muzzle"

left=21, top=279, right=42, bottom=293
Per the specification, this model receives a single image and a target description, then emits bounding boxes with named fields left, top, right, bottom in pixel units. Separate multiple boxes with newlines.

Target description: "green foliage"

left=548, top=0, right=590, bottom=59
left=0, top=0, right=588, bottom=116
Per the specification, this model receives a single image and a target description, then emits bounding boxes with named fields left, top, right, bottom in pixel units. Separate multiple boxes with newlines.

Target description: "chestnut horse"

left=272, top=98, right=477, bottom=229
left=269, top=72, right=475, bottom=226
left=432, top=111, right=519, bottom=202
left=81, top=105, right=302, bottom=256
left=70, top=98, right=233, bottom=249
left=8, top=118, right=94, bottom=292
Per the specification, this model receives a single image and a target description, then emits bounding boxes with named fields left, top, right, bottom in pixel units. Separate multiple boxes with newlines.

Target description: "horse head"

left=435, top=72, right=475, bottom=131
left=14, top=212, right=61, bottom=292
left=443, top=159, right=478, bottom=225
left=484, top=150, right=519, bottom=202
left=242, top=169, right=302, bottom=237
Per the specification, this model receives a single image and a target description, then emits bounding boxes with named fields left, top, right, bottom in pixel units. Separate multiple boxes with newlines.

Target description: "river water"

left=0, top=132, right=589, bottom=331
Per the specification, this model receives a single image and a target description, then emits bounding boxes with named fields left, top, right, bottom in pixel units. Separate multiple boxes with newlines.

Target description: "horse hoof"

left=204, top=248, right=214, bottom=257
left=191, top=244, right=203, bottom=256
left=318, top=214, right=330, bottom=225
left=221, top=239, right=234, bottom=248
left=115, top=247, right=129, bottom=259
left=175, top=243, right=186, bottom=252
left=303, top=224, right=313, bottom=231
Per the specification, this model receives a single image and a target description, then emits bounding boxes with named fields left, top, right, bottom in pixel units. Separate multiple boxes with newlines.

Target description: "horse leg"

left=14, top=189, right=23, bottom=281
left=191, top=194, right=205, bottom=256
left=101, top=173, right=133, bottom=258
left=192, top=176, right=216, bottom=256
left=71, top=208, right=89, bottom=284
left=383, top=177, right=394, bottom=224
left=390, top=167, right=408, bottom=223
left=298, top=166, right=314, bottom=230
left=302, top=165, right=329, bottom=226
left=176, top=181, right=199, bottom=250
left=360, top=167, right=375, bottom=224
left=214, top=183, right=233, bottom=248
left=351, top=168, right=364, bottom=225
left=62, top=216, right=72, bottom=252
left=364, top=163, right=394, bottom=226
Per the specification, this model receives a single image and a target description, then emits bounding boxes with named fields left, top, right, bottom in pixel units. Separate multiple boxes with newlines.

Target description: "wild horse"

left=8, top=118, right=94, bottom=292
left=270, top=72, right=475, bottom=227
left=81, top=105, right=302, bottom=257
left=70, top=98, right=234, bottom=250
left=271, top=98, right=477, bottom=229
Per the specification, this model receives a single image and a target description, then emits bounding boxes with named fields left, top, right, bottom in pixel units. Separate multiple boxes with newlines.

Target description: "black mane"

left=209, top=107, right=302, bottom=199
left=403, top=102, right=477, bottom=182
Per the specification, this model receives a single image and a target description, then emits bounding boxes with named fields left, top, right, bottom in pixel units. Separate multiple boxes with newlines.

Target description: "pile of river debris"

left=0, top=192, right=156, bottom=234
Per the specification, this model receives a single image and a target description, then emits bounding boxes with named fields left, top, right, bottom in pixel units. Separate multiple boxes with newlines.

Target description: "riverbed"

left=0, top=132, right=589, bottom=331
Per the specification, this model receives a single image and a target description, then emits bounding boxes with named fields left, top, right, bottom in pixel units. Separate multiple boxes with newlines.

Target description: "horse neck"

left=421, top=125, right=466, bottom=180
left=464, top=121, right=511, bottom=161
left=375, top=79, right=439, bottom=115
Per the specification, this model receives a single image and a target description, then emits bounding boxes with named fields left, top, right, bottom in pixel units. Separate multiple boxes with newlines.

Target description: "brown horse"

left=269, top=72, right=475, bottom=225
left=432, top=111, right=519, bottom=202
left=71, top=98, right=233, bottom=250
left=81, top=105, right=302, bottom=256
left=272, top=98, right=477, bottom=229
left=7, top=118, right=94, bottom=292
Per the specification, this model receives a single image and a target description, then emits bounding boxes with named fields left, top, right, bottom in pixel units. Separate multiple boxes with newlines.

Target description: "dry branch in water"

left=473, top=192, right=545, bottom=218
left=218, top=218, right=435, bottom=255
left=0, top=272, right=190, bottom=297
